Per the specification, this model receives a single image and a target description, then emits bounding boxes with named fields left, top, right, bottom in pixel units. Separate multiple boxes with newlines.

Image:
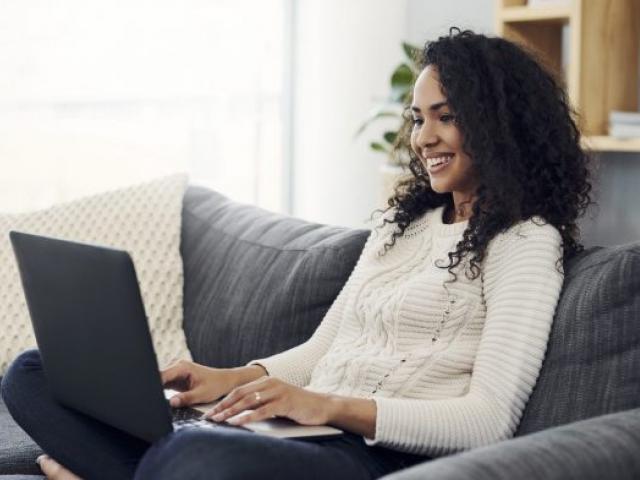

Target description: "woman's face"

left=410, top=65, right=477, bottom=197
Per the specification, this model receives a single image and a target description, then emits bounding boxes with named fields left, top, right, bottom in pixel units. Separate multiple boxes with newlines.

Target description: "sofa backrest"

left=181, top=186, right=640, bottom=434
left=516, top=241, right=640, bottom=435
left=180, top=185, right=370, bottom=368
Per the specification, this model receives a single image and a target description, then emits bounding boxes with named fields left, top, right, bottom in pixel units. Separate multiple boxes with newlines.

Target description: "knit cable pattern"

left=251, top=205, right=563, bottom=456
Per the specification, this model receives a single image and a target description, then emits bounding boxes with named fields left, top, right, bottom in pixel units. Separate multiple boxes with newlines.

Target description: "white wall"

left=291, top=0, right=409, bottom=229
left=405, top=0, right=494, bottom=43
left=291, top=0, right=495, bottom=229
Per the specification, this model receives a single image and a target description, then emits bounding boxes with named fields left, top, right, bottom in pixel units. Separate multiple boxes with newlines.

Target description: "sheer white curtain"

left=0, top=0, right=285, bottom=213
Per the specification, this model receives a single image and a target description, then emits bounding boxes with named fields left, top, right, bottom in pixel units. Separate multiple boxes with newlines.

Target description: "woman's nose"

left=416, top=122, right=439, bottom=149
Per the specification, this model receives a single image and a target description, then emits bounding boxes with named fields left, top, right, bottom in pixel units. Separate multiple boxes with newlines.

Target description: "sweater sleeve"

left=364, top=220, right=565, bottom=456
left=246, top=224, right=381, bottom=387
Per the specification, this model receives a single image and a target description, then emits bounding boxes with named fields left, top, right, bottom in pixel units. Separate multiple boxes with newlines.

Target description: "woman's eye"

left=440, top=114, right=455, bottom=123
left=411, top=118, right=423, bottom=127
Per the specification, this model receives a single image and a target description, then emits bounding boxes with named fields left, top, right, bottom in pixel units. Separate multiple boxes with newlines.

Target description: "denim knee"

left=1, top=349, right=42, bottom=400
left=8, top=348, right=41, bottom=370
left=134, top=428, right=270, bottom=480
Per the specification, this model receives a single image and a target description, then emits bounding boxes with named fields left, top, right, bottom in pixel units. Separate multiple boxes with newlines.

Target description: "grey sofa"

left=1, top=184, right=639, bottom=479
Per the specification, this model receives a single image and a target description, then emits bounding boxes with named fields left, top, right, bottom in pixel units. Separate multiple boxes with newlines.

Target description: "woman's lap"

left=1, top=349, right=148, bottom=480
left=135, top=427, right=395, bottom=480
left=2, top=349, right=429, bottom=480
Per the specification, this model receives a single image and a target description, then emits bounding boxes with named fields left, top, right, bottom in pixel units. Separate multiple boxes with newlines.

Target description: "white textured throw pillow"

left=0, top=173, right=192, bottom=374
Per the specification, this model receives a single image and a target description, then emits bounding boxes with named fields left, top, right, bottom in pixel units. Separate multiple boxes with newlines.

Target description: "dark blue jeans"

left=1, top=350, right=430, bottom=480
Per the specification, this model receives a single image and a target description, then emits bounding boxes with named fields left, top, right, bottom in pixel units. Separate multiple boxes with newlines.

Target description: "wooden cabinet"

left=496, top=0, right=640, bottom=152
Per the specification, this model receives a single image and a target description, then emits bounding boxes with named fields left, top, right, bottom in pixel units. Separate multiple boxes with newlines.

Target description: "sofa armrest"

left=383, top=408, right=640, bottom=480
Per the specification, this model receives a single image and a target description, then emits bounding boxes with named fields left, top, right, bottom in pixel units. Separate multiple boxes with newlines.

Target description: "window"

left=0, top=0, right=286, bottom=213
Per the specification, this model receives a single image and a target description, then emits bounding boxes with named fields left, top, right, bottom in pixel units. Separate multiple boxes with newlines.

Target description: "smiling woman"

left=408, top=70, right=477, bottom=224
left=382, top=27, right=593, bottom=283
left=2, top=27, right=594, bottom=480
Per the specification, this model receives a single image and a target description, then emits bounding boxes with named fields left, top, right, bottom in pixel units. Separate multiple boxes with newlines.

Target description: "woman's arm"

left=206, top=220, right=563, bottom=453
left=362, top=221, right=565, bottom=456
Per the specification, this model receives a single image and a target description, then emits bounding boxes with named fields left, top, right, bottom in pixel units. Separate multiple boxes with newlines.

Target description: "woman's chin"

left=428, top=180, right=450, bottom=194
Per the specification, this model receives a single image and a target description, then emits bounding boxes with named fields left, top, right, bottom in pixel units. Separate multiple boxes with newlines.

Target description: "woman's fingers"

left=160, top=362, right=191, bottom=389
left=169, top=385, right=207, bottom=407
left=204, top=379, right=278, bottom=421
left=227, top=405, right=274, bottom=425
left=207, top=388, right=271, bottom=421
left=161, top=363, right=196, bottom=407
left=160, top=362, right=190, bottom=385
left=206, top=381, right=261, bottom=415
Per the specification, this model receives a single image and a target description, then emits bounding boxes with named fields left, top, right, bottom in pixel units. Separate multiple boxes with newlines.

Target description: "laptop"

left=9, top=231, right=343, bottom=443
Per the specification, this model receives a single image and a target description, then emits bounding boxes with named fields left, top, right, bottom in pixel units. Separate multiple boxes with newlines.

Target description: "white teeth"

left=427, top=155, right=453, bottom=168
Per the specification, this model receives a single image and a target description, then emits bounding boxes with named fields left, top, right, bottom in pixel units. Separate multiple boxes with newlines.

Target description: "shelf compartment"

left=497, top=0, right=640, bottom=138
left=500, top=6, right=571, bottom=23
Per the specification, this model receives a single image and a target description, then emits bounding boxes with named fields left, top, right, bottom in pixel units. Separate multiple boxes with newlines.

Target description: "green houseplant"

left=355, top=42, right=421, bottom=166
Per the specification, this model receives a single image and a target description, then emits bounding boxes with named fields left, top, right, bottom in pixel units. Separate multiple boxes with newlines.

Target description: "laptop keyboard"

left=171, top=407, right=216, bottom=430
left=172, top=406, right=205, bottom=422
left=171, top=407, right=249, bottom=432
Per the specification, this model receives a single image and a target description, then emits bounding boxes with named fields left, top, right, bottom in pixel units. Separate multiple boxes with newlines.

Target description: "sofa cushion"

left=384, top=408, right=640, bottom=480
left=0, top=476, right=43, bottom=479
left=180, top=186, right=370, bottom=368
left=0, top=394, right=42, bottom=476
left=0, top=174, right=191, bottom=375
left=516, top=242, right=640, bottom=435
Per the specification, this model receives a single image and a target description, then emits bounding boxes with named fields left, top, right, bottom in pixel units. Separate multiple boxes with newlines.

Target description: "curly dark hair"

left=372, top=27, right=594, bottom=283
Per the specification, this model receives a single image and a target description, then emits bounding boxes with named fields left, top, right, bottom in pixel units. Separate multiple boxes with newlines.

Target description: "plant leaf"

left=370, top=141, right=389, bottom=153
left=383, top=131, right=397, bottom=144
left=402, top=42, right=422, bottom=69
left=391, top=63, right=414, bottom=88
left=390, top=63, right=415, bottom=102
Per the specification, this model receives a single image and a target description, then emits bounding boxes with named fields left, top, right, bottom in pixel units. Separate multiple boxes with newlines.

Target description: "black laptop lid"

left=10, top=231, right=173, bottom=443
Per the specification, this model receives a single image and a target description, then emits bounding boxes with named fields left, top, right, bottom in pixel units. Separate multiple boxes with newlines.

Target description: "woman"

left=1, top=28, right=592, bottom=479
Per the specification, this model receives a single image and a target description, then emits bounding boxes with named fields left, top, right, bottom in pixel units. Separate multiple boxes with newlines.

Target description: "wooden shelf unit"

left=584, top=135, right=640, bottom=153
left=496, top=0, right=640, bottom=152
left=499, top=5, right=571, bottom=22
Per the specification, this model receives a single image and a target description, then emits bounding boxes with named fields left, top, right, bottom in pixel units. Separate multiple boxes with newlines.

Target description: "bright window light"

left=0, top=0, right=285, bottom=213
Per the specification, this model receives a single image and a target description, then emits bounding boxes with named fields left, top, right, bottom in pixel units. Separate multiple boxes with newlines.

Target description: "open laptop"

left=9, top=231, right=342, bottom=443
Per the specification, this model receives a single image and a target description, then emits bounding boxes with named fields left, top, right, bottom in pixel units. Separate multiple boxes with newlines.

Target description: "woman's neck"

left=444, top=201, right=472, bottom=224
left=444, top=191, right=476, bottom=224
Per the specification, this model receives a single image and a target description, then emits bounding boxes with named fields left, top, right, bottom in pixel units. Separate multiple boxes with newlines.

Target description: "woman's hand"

left=201, top=376, right=333, bottom=426
left=160, top=360, right=266, bottom=408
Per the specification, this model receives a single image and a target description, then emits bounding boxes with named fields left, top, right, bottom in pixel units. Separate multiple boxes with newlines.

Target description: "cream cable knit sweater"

left=249, top=205, right=564, bottom=457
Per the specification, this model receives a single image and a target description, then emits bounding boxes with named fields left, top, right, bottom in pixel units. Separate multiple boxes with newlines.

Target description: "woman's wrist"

left=227, top=364, right=268, bottom=389
left=326, top=394, right=377, bottom=439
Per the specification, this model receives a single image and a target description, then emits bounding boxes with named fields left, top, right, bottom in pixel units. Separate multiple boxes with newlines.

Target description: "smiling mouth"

left=424, top=154, right=454, bottom=174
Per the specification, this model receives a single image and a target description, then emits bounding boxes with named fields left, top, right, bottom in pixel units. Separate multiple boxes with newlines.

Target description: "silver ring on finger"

left=254, top=391, right=262, bottom=403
